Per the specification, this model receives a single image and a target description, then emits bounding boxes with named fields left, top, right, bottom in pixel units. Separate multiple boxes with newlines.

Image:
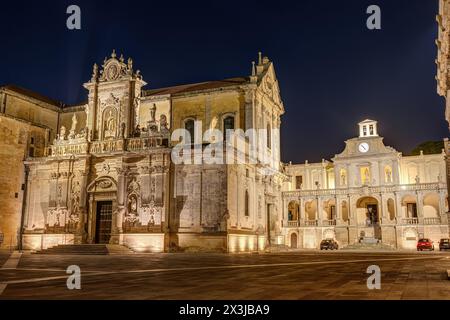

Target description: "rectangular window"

left=295, top=176, right=303, bottom=189
left=363, top=126, right=367, bottom=136
left=369, top=125, right=374, bottom=135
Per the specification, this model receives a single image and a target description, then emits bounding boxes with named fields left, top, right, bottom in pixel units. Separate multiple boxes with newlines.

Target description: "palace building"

left=282, top=120, right=449, bottom=250
left=0, top=51, right=285, bottom=253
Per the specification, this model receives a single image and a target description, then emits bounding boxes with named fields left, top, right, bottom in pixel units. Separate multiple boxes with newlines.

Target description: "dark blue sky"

left=0, top=0, right=447, bottom=163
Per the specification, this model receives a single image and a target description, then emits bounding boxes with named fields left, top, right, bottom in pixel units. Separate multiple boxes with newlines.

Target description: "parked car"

left=417, top=238, right=434, bottom=251
left=320, top=239, right=339, bottom=250
left=439, top=238, right=450, bottom=251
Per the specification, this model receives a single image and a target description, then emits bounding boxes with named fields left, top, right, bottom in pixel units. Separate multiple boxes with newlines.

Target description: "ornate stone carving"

left=98, top=50, right=140, bottom=83
left=98, top=179, right=113, bottom=189
left=58, top=126, right=67, bottom=141
left=160, top=114, right=169, bottom=135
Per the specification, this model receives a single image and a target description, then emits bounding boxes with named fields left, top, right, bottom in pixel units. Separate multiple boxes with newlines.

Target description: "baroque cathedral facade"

left=1, top=51, right=285, bottom=252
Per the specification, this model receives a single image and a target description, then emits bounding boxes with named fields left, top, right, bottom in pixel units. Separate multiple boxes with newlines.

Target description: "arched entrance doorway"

left=86, top=176, right=118, bottom=244
left=356, top=196, right=379, bottom=226
left=356, top=196, right=381, bottom=240
left=290, top=233, right=298, bottom=249
left=288, top=201, right=300, bottom=221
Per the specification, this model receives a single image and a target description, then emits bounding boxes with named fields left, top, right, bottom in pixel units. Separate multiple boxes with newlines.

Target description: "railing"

left=51, top=143, right=89, bottom=157
left=283, top=183, right=445, bottom=199
left=49, top=136, right=169, bottom=157
left=127, top=137, right=168, bottom=151
left=322, top=220, right=336, bottom=226
left=90, top=139, right=124, bottom=154
left=303, top=220, right=318, bottom=227
left=285, top=221, right=299, bottom=228
left=423, top=217, right=441, bottom=225
left=403, top=218, right=419, bottom=225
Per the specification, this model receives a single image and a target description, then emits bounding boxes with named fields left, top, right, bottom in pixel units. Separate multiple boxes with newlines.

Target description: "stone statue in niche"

left=385, top=168, right=392, bottom=183
left=133, top=125, right=141, bottom=137
left=150, top=103, right=156, bottom=122
left=134, top=97, right=140, bottom=125
left=415, top=175, right=420, bottom=184
left=104, top=109, right=116, bottom=138
left=68, top=114, right=78, bottom=140
left=160, top=114, right=169, bottom=135
left=91, top=63, right=98, bottom=81
left=71, top=181, right=81, bottom=215
left=147, top=104, right=158, bottom=134
left=128, top=194, right=138, bottom=213
left=340, top=171, right=347, bottom=186
left=363, top=168, right=370, bottom=185
left=59, top=126, right=67, bottom=141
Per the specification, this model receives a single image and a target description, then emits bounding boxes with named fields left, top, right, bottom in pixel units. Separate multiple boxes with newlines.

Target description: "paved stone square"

left=0, top=251, right=449, bottom=300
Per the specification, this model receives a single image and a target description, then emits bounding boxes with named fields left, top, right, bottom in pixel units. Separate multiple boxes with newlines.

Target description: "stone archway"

left=356, top=196, right=379, bottom=226
left=305, top=200, right=317, bottom=221
left=290, top=233, right=298, bottom=249
left=401, top=195, right=418, bottom=220
left=423, top=193, right=440, bottom=218
left=288, top=201, right=300, bottom=221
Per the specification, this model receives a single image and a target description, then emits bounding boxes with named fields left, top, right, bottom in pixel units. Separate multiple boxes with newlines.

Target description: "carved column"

left=439, top=190, right=448, bottom=224
left=299, top=197, right=305, bottom=225
left=116, top=168, right=126, bottom=234
left=87, top=195, right=95, bottom=244
left=417, top=192, right=424, bottom=224
left=317, top=197, right=323, bottom=226
left=77, top=170, right=89, bottom=236
left=395, top=193, right=403, bottom=224
left=380, top=193, right=388, bottom=224
left=348, top=194, right=354, bottom=224
left=335, top=197, right=342, bottom=224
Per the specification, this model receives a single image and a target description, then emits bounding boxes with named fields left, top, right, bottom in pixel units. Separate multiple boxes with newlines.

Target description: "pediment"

left=258, top=63, right=284, bottom=110
left=334, top=137, right=398, bottom=160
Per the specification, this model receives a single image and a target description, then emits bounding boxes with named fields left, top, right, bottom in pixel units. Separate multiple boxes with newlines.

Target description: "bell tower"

left=358, top=119, right=378, bottom=138
left=83, top=50, right=147, bottom=141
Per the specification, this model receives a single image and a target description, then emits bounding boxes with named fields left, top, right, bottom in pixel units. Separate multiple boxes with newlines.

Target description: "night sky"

left=0, top=0, right=447, bottom=163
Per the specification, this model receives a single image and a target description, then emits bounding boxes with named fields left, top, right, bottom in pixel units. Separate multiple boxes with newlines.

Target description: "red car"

left=417, top=238, right=434, bottom=251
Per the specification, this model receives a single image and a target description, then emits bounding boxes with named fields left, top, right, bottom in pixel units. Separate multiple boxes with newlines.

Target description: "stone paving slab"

left=0, top=251, right=12, bottom=267
left=0, top=252, right=448, bottom=300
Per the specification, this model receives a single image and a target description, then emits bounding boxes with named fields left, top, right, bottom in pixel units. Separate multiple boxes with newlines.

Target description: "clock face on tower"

left=358, top=142, right=369, bottom=153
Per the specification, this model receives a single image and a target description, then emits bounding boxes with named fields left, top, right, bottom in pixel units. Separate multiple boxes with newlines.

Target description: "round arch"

left=423, top=193, right=440, bottom=218
left=401, top=194, right=418, bottom=219
left=87, top=176, right=118, bottom=194
left=356, top=196, right=379, bottom=226
left=305, top=199, right=317, bottom=221
left=288, top=201, right=300, bottom=221
left=290, top=232, right=298, bottom=249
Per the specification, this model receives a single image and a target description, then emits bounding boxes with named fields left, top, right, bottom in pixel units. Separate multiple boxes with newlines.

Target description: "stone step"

left=106, top=245, right=135, bottom=255
left=342, top=242, right=395, bottom=251
left=35, top=244, right=110, bottom=255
